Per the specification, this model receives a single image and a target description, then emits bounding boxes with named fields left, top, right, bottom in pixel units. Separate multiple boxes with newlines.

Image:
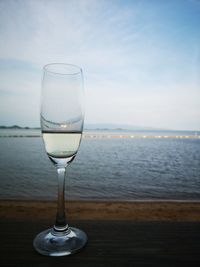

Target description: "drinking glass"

left=33, top=63, right=87, bottom=256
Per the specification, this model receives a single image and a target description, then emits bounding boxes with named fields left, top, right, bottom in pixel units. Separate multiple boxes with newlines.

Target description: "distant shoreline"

left=0, top=125, right=199, bottom=133
left=0, top=133, right=200, bottom=139
left=0, top=125, right=40, bottom=130
left=0, top=126, right=200, bottom=139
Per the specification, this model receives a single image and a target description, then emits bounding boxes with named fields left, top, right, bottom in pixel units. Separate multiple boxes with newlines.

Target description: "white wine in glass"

left=33, top=63, right=87, bottom=256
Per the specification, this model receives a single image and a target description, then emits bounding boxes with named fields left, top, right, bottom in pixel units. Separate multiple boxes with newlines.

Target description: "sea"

left=0, top=129, right=200, bottom=200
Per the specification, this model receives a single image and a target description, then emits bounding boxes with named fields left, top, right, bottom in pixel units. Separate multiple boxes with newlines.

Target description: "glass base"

left=33, top=226, right=87, bottom=256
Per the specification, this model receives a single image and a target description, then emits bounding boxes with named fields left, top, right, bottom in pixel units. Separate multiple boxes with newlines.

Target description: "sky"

left=0, top=0, right=200, bottom=130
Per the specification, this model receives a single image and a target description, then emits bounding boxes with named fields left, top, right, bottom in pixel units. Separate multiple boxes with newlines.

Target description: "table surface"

left=0, top=219, right=200, bottom=267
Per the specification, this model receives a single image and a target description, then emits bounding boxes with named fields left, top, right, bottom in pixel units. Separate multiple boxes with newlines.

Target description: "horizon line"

left=0, top=124, right=199, bottom=132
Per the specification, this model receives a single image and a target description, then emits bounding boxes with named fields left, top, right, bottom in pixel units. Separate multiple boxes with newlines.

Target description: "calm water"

left=0, top=136, right=200, bottom=200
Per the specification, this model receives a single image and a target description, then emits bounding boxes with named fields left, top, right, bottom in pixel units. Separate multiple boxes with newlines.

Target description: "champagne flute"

left=33, top=63, right=87, bottom=256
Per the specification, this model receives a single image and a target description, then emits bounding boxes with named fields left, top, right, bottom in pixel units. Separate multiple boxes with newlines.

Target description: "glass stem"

left=54, top=167, right=68, bottom=231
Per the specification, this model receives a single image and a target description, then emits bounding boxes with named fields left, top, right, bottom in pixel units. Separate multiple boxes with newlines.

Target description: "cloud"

left=0, top=0, right=200, bottom=129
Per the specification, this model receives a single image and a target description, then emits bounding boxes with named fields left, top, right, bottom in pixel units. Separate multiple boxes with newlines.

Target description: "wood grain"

left=0, top=220, right=199, bottom=266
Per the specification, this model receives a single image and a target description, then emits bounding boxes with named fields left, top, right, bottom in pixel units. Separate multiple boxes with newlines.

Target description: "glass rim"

left=43, top=63, right=82, bottom=75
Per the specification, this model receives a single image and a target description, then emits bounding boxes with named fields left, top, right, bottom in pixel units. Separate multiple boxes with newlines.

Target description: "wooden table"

left=0, top=219, right=200, bottom=266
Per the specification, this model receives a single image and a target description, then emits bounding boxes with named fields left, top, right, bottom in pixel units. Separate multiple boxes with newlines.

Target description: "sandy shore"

left=1, top=199, right=200, bottom=221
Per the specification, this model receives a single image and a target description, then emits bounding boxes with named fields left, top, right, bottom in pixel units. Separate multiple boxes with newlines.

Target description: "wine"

left=42, top=131, right=82, bottom=158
